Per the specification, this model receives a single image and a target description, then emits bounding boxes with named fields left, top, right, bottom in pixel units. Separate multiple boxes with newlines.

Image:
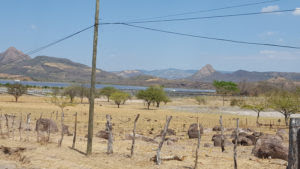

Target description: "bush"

left=195, top=96, right=206, bottom=105
left=230, top=98, right=244, bottom=107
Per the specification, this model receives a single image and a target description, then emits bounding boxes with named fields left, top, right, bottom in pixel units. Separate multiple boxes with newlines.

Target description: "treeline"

left=196, top=80, right=300, bottom=126
left=52, top=85, right=171, bottom=109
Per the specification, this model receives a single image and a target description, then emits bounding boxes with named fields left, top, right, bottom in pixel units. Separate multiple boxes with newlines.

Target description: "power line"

left=24, top=24, right=95, bottom=56
left=100, top=8, right=297, bottom=25
left=125, top=0, right=281, bottom=22
left=120, top=23, right=300, bottom=50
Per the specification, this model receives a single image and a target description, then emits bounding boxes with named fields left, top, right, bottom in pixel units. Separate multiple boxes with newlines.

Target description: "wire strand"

left=100, top=8, right=297, bottom=25
left=121, top=23, right=300, bottom=49
left=125, top=0, right=281, bottom=22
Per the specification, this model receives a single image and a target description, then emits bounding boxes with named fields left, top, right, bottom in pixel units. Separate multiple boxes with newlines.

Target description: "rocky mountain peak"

left=191, top=64, right=216, bottom=79
left=0, top=47, right=31, bottom=64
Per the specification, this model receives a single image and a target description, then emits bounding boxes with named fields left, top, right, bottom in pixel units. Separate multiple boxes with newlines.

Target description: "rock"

left=125, top=134, right=158, bottom=144
left=35, top=118, right=58, bottom=133
left=232, top=132, right=256, bottom=146
left=159, top=129, right=176, bottom=136
left=276, top=129, right=288, bottom=141
left=62, top=125, right=72, bottom=136
left=212, top=125, right=221, bottom=131
left=204, top=143, right=213, bottom=148
left=253, top=132, right=264, bottom=137
left=188, top=123, right=203, bottom=139
left=96, top=130, right=109, bottom=139
left=252, top=135, right=288, bottom=161
left=212, top=134, right=232, bottom=147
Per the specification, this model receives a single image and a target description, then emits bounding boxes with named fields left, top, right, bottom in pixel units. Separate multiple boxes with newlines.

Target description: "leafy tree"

left=213, top=80, right=239, bottom=106
left=136, top=86, right=170, bottom=109
left=195, top=96, right=207, bottom=105
left=63, top=85, right=79, bottom=103
left=268, top=91, right=299, bottom=126
left=77, top=84, right=90, bottom=104
left=7, top=84, right=27, bottom=102
left=152, top=86, right=170, bottom=107
left=110, top=91, right=130, bottom=108
left=51, top=87, right=61, bottom=97
left=99, top=86, right=117, bottom=102
left=51, top=95, right=75, bottom=113
left=242, top=97, right=267, bottom=125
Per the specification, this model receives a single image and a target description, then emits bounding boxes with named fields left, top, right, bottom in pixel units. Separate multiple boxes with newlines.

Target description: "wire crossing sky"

left=0, top=0, right=300, bottom=72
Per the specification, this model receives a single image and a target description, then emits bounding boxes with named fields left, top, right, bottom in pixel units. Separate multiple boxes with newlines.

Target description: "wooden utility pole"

left=87, top=0, right=100, bottom=156
left=233, top=118, right=239, bottom=169
left=287, top=118, right=300, bottom=169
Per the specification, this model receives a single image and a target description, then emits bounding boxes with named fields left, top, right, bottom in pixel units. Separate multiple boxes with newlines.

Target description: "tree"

left=152, top=86, right=170, bottom=108
left=268, top=91, right=299, bottom=126
left=7, top=84, right=27, bottom=102
left=110, top=91, right=130, bottom=108
left=63, top=85, right=79, bottom=103
left=195, top=96, right=207, bottom=105
left=77, top=85, right=90, bottom=104
left=213, top=80, right=239, bottom=106
left=99, top=86, right=117, bottom=102
left=51, top=95, right=75, bottom=113
left=136, top=86, right=170, bottom=109
left=242, top=97, right=267, bottom=125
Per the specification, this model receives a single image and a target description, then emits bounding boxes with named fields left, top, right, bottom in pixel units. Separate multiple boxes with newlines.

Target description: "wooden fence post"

left=219, top=115, right=225, bottom=152
left=194, top=117, right=202, bottom=169
left=19, top=113, right=22, bottom=141
left=58, top=111, right=64, bottom=147
left=106, top=114, right=113, bottom=154
left=130, top=114, right=140, bottom=158
left=287, top=118, right=300, bottom=169
left=72, top=112, right=78, bottom=149
left=234, top=118, right=239, bottom=169
left=5, top=114, right=9, bottom=137
left=26, top=113, right=31, bottom=141
left=12, top=114, right=15, bottom=140
left=156, top=116, right=172, bottom=165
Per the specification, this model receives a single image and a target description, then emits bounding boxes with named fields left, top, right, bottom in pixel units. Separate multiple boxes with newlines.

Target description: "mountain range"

left=1, top=47, right=300, bottom=88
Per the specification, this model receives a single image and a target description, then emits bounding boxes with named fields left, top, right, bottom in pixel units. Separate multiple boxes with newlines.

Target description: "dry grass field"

left=0, top=94, right=288, bottom=169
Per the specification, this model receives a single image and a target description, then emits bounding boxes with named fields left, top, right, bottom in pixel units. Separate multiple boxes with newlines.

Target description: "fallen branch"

left=151, top=155, right=185, bottom=162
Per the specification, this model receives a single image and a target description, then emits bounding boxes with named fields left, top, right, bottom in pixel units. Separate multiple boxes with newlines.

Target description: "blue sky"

left=0, top=0, right=299, bottom=72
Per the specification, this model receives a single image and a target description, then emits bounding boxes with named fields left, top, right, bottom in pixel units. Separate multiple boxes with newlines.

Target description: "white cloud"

left=261, top=5, right=279, bottom=12
left=30, top=24, right=37, bottom=30
left=293, top=8, right=300, bottom=15
left=259, top=50, right=298, bottom=60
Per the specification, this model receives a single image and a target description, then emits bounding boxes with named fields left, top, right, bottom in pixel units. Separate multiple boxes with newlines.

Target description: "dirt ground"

left=0, top=94, right=288, bottom=169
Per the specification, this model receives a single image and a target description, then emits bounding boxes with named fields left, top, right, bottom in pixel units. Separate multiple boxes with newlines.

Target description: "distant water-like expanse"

left=0, top=79, right=215, bottom=93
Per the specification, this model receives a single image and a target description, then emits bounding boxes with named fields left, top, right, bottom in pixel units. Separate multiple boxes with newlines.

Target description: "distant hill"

left=188, top=64, right=300, bottom=82
left=0, top=47, right=120, bottom=83
left=113, top=68, right=198, bottom=79
left=138, top=68, right=198, bottom=79
left=0, top=47, right=30, bottom=64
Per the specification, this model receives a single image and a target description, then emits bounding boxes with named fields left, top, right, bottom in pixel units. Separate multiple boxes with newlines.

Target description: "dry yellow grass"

left=0, top=94, right=287, bottom=169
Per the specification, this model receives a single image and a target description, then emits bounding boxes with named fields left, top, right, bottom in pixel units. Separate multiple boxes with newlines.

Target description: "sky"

left=0, top=0, right=300, bottom=72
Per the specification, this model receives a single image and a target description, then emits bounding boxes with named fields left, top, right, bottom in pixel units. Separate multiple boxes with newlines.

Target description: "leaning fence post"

left=72, top=112, right=78, bottom=149
left=130, top=114, right=140, bottom=158
left=11, top=114, right=16, bottom=140
left=233, top=118, right=239, bottom=169
left=26, top=113, right=31, bottom=141
left=58, top=111, right=64, bottom=147
left=5, top=114, right=9, bottom=137
left=287, top=118, right=300, bottom=169
left=19, top=113, right=22, bottom=141
left=156, top=116, right=172, bottom=165
left=219, top=115, right=225, bottom=152
left=194, top=117, right=202, bottom=169
left=106, top=114, right=113, bottom=154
